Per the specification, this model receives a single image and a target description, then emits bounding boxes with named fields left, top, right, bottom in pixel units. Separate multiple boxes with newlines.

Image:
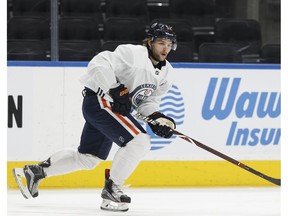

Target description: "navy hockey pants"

left=78, top=89, right=146, bottom=160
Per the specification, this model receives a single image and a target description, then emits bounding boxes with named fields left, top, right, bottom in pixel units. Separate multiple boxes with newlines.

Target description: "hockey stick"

left=134, top=112, right=281, bottom=186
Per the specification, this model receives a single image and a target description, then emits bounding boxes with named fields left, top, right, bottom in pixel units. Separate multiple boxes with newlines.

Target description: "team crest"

left=131, top=84, right=157, bottom=107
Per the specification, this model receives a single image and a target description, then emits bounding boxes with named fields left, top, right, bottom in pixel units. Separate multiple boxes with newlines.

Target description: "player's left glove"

left=148, top=112, right=176, bottom=138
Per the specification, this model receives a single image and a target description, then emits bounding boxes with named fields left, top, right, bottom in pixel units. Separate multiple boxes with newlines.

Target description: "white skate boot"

left=13, top=164, right=46, bottom=199
left=100, top=169, right=131, bottom=212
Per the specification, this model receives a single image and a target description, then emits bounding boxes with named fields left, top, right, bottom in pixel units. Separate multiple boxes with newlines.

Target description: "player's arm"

left=80, top=46, right=133, bottom=116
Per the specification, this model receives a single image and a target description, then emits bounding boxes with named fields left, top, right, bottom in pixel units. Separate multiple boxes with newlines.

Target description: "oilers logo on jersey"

left=131, top=84, right=157, bottom=107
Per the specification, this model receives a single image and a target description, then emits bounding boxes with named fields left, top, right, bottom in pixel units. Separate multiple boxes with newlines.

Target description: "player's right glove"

left=109, top=84, right=131, bottom=116
left=148, top=112, right=175, bottom=138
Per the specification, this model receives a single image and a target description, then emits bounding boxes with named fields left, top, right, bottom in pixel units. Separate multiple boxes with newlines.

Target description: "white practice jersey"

left=79, top=44, right=174, bottom=116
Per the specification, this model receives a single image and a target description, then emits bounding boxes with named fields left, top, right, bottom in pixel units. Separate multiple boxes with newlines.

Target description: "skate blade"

left=100, top=199, right=129, bottom=212
left=12, top=168, right=32, bottom=199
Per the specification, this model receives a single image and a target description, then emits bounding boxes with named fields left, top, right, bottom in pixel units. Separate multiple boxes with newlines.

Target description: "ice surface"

left=7, top=187, right=280, bottom=216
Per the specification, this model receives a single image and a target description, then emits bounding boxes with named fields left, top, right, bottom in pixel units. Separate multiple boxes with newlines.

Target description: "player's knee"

left=140, top=133, right=151, bottom=155
left=75, top=151, right=101, bottom=170
left=126, top=133, right=151, bottom=158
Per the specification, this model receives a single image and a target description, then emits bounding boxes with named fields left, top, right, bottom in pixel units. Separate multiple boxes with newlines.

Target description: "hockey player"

left=13, top=22, right=177, bottom=212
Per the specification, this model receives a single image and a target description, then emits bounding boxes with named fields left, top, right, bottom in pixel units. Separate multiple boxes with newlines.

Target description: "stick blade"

left=269, top=177, right=281, bottom=186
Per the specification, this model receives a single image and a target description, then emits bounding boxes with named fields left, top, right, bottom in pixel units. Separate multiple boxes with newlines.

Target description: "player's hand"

left=148, top=112, right=175, bottom=138
left=109, top=84, right=131, bottom=116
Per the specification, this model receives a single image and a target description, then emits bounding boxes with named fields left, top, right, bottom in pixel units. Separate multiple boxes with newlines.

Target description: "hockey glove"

left=148, top=112, right=176, bottom=138
left=109, top=84, right=132, bottom=116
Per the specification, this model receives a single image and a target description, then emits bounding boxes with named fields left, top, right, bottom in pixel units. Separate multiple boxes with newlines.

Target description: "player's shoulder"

left=116, top=44, right=148, bottom=62
left=116, top=44, right=146, bottom=53
left=164, top=59, right=174, bottom=71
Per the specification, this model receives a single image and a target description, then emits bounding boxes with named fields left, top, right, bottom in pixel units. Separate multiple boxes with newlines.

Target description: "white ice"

left=7, top=187, right=280, bottom=216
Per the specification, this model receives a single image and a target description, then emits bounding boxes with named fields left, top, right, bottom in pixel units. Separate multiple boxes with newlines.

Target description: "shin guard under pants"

left=43, top=149, right=101, bottom=177
left=110, top=133, right=151, bottom=186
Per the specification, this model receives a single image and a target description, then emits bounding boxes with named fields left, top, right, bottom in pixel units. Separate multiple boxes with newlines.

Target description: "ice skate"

left=13, top=164, right=45, bottom=199
left=100, top=169, right=131, bottom=212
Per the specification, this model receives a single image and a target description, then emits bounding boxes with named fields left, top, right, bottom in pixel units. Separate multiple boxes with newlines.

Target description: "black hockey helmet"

left=147, top=22, right=177, bottom=50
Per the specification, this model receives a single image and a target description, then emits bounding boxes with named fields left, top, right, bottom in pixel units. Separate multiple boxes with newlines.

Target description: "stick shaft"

left=173, top=130, right=281, bottom=186
left=134, top=112, right=281, bottom=186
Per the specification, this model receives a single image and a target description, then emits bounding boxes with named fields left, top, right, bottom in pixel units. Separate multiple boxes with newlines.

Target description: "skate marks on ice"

left=8, top=187, right=280, bottom=216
